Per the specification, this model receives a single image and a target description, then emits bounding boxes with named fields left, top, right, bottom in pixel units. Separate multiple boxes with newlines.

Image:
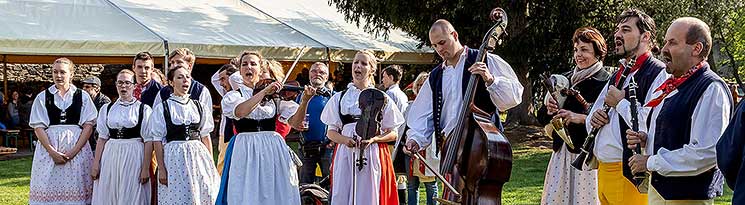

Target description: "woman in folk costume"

left=28, top=58, right=98, bottom=205
left=536, top=27, right=609, bottom=204
left=216, top=51, right=301, bottom=205
left=404, top=72, right=439, bottom=205
left=91, top=69, right=153, bottom=204
left=150, top=66, right=219, bottom=205
left=321, top=51, right=405, bottom=205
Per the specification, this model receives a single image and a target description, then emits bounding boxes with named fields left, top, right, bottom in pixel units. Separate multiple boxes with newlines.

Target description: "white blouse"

left=221, top=84, right=299, bottom=122
left=147, top=94, right=214, bottom=142
left=320, top=83, right=405, bottom=138
left=96, top=99, right=152, bottom=141
left=29, top=85, right=97, bottom=128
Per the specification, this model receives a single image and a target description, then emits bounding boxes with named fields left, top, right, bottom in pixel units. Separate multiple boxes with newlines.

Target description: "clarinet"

left=571, top=57, right=636, bottom=170
left=628, top=77, right=650, bottom=193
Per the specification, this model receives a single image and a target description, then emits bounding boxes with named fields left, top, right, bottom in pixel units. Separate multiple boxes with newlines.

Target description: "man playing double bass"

left=404, top=16, right=524, bottom=201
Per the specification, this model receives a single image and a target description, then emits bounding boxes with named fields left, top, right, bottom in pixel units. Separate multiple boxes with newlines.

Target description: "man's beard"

left=310, top=78, right=325, bottom=88
left=616, top=38, right=641, bottom=58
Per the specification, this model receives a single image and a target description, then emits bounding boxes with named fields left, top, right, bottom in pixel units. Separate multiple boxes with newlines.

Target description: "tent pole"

left=163, top=41, right=169, bottom=73
left=3, top=54, right=7, bottom=101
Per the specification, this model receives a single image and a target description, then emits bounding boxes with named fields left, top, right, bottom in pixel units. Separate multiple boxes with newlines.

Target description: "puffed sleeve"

left=29, top=91, right=49, bottom=129
left=381, top=95, right=405, bottom=131
left=320, top=92, right=343, bottom=132
left=147, top=102, right=167, bottom=142
left=96, top=103, right=111, bottom=139
left=278, top=100, right=299, bottom=123
left=79, top=92, right=98, bottom=126
left=222, top=90, right=246, bottom=120
left=140, top=104, right=154, bottom=142
left=198, top=100, right=214, bottom=137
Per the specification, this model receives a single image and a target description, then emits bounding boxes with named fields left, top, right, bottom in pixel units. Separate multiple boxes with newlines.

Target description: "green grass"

left=0, top=146, right=735, bottom=204
left=0, top=157, right=31, bottom=205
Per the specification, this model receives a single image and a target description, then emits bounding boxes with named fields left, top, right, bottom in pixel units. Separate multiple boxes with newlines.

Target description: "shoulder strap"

left=137, top=102, right=145, bottom=127
left=337, top=89, right=348, bottom=121
left=162, top=99, right=172, bottom=130
left=193, top=99, right=204, bottom=129
left=44, top=89, right=53, bottom=108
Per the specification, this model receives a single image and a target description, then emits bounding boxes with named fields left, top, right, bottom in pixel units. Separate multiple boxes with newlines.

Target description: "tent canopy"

left=0, top=0, right=433, bottom=64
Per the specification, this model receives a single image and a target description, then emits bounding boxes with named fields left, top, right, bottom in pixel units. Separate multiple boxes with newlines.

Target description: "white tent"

left=0, top=0, right=433, bottom=64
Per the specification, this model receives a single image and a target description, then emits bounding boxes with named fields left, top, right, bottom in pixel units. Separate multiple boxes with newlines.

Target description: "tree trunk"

left=505, top=66, right=539, bottom=127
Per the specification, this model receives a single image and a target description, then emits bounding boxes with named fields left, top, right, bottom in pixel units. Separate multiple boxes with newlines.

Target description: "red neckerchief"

left=645, top=61, right=707, bottom=108
left=613, top=52, right=651, bottom=86
left=133, top=84, right=143, bottom=100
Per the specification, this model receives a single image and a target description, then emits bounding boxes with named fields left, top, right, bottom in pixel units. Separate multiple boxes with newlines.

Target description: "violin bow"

left=281, top=46, right=309, bottom=84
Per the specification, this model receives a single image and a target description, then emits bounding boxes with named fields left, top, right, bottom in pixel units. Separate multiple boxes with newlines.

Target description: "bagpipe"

left=539, top=73, right=591, bottom=149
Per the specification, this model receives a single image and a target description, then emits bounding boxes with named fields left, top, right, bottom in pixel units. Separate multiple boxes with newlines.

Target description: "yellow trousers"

left=598, top=161, right=648, bottom=205
left=216, top=135, right=230, bottom=175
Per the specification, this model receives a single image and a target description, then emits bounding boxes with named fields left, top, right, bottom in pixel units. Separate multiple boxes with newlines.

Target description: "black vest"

left=105, top=102, right=145, bottom=139
left=537, top=69, right=609, bottom=153
left=159, top=80, right=205, bottom=102
left=651, top=65, right=729, bottom=200
left=45, top=89, right=83, bottom=126
left=140, top=80, right=163, bottom=107
left=162, top=99, right=203, bottom=142
left=429, top=48, right=503, bottom=151
left=619, top=57, right=666, bottom=186
left=230, top=90, right=278, bottom=134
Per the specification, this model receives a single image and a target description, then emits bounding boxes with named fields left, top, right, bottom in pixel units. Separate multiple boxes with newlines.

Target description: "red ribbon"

left=613, top=52, right=651, bottom=86
left=645, top=61, right=707, bottom=108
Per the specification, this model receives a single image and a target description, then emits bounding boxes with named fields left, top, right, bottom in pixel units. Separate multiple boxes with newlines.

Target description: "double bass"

left=438, top=7, right=512, bottom=205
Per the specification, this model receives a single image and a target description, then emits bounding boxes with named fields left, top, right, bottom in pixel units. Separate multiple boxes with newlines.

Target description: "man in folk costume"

left=404, top=18, right=523, bottom=198
left=132, top=52, right=164, bottom=107
left=627, top=17, right=730, bottom=204
left=28, top=58, right=98, bottom=205
left=210, top=63, right=240, bottom=175
left=130, top=51, right=164, bottom=205
left=587, top=8, right=668, bottom=205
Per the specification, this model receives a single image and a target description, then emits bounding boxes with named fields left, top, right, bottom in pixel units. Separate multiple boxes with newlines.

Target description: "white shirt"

left=96, top=99, right=153, bottom=141
left=29, top=85, right=97, bottom=128
left=221, top=84, right=299, bottom=122
left=585, top=68, right=669, bottom=163
left=406, top=47, right=523, bottom=148
left=385, top=84, right=409, bottom=137
left=643, top=81, right=731, bottom=176
left=320, top=83, right=405, bottom=139
left=211, top=70, right=243, bottom=138
left=147, top=94, right=215, bottom=142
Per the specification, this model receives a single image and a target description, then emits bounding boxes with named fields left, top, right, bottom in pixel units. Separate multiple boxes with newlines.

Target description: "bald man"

left=404, top=19, right=523, bottom=199
left=626, top=17, right=730, bottom=204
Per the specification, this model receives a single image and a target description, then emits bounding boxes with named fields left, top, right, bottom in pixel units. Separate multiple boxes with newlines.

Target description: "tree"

left=329, top=0, right=744, bottom=125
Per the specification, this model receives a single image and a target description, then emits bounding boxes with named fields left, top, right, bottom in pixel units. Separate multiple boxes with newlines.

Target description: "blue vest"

left=296, top=93, right=331, bottom=142
left=140, top=80, right=163, bottom=107
left=651, top=65, right=728, bottom=200
left=619, top=56, right=666, bottom=187
left=429, top=48, right=503, bottom=152
left=159, top=80, right=205, bottom=102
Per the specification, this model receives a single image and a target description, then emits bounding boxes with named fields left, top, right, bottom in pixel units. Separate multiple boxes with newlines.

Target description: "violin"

left=253, top=78, right=332, bottom=101
left=437, top=7, right=512, bottom=205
